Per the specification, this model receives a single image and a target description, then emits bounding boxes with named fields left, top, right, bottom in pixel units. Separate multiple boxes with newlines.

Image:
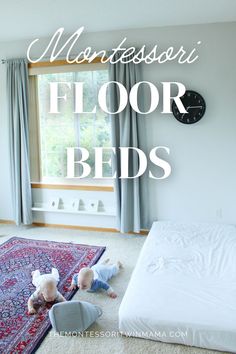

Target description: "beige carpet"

left=0, top=224, right=226, bottom=354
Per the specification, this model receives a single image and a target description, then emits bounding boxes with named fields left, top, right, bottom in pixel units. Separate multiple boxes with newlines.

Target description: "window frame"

left=29, top=60, right=113, bottom=187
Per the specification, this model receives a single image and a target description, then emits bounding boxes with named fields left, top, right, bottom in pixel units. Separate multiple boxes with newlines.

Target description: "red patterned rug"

left=0, top=237, right=106, bottom=354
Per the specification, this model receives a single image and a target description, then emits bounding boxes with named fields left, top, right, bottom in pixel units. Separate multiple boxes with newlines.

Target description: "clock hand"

left=180, top=105, right=203, bottom=121
left=181, top=106, right=190, bottom=119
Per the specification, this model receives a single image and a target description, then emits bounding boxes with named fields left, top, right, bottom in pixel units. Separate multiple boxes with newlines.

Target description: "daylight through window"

left=37, top=69, right=112, bottom=183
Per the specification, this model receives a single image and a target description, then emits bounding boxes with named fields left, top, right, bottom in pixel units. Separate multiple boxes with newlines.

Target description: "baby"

left=28, top=268, right=66, bottom=315
left=69, top=259, right=122, bottom=298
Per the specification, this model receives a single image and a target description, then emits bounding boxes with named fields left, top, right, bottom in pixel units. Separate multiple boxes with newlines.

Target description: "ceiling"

left=0, top=0, right=236, bottom=42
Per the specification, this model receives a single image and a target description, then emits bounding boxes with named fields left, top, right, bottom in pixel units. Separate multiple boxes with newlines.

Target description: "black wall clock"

left=172, top=90, right=206, bottom=124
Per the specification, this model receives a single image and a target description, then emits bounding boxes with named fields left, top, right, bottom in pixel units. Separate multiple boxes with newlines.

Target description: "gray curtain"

left=109, top=53, right=142, bottom=233
left=7, top=58, right=32, bottom=225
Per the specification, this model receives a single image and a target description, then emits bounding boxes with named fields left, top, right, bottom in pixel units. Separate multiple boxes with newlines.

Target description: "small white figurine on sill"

left=69, top=259, right=123, bottom=298
left=28, top=268, right=66, bottom=315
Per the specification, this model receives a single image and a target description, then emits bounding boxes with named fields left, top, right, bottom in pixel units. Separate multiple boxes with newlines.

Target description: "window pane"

left=37, top=69, right=112, bottom=181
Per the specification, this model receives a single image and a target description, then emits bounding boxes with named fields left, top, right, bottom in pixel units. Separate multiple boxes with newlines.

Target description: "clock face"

left=172, top=90, right=206, bottom=124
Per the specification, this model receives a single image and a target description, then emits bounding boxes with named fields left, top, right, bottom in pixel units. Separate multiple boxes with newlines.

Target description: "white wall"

left=0, top=22, right=236, bottom=228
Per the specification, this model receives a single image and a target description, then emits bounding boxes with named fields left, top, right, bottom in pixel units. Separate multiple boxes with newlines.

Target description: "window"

left=30, top=65, right=112, bottom=185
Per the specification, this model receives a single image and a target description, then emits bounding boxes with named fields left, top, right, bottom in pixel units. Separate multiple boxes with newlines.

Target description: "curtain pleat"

left=108, top=53, right=142, bottom=233
left=7, top=58, right=32, bottom=225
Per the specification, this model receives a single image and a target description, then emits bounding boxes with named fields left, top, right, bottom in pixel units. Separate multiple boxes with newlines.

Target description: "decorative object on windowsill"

left=86, top=199, right=99, bottom=212
left=172, top=90, right=206, bottom=124
left=48, top=197, right=60, bottom=210
left=70, top=198, right=80, bottom=211
left=79, top=199, right=86, bottom=211
left=98, top=200, right=105, bottom=213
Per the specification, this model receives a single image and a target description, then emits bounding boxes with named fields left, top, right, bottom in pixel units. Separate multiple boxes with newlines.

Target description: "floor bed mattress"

left=119, top=221, right=236, bottom=352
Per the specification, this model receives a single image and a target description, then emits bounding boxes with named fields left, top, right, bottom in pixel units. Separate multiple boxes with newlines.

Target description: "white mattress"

left=119, top=222, right=236, bottom=352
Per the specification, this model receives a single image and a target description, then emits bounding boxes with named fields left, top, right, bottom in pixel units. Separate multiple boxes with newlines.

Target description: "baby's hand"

left=109, top=291, right=117, bottom=299
left=28, top=307, right=37, bottom=315
left=69, top=284, right=76, bottom=291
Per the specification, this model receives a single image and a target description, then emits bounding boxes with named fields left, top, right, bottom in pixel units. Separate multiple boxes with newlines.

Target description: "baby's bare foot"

left=102, top=258, right=110, bottom=264
left=117, top=261, right=123, bottom=269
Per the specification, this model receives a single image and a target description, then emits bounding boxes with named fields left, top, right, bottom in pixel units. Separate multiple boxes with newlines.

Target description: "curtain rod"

left=1, top=57, right=105, bottom=67
left=1, top=56, right=70, bottom=64
left=0, top=54, right=91, bottom=64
